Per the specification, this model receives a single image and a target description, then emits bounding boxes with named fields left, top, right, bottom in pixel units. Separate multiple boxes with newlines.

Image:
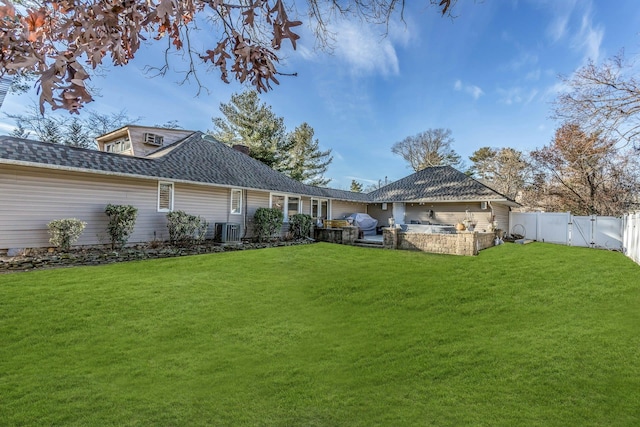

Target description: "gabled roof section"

left=156, top=133, right=312, bottom=194
left=307, top=186, right=372, bottom=202
left=368, top=165, right=518, bottom=205
left=94, top=124, right=195, bottom=143
left=0, top=135, right=156, bottom=177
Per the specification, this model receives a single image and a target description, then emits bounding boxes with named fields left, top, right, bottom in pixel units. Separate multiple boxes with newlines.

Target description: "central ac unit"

left=215, top=222, right=242, bottom=243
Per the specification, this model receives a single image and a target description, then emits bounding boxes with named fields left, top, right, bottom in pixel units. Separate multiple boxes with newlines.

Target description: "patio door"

left=392, top=203, right=405, bottom=225
left=311, top=198, right=329, bottom=225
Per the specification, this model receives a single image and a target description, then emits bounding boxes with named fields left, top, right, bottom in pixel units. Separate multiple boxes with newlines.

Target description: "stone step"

left=353, top=240, right=384, bottom=249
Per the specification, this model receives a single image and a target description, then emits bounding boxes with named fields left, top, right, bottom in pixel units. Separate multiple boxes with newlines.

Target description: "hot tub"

left=399, top=224, right=457, bottom=234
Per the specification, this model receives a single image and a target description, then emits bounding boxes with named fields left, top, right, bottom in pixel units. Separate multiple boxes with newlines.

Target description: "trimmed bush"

left=47, top=218, right=87, bottom=251
left=166, top=210, right=209, bottom=247
left=105, top=204, right=138, bottom=249
left=289, top=214, right=313, bottom=239
left=254, top=207, right=284, bottom=242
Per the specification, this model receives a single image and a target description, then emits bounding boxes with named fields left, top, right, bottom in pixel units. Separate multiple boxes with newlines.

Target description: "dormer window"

left=144, top=133, right=164, bottom=146
left=104, top=138, right=131, bottom=153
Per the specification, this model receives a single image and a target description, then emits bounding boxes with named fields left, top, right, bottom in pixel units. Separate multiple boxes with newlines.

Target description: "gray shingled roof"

left=0, top=135, right=157, bottom=176
left=368, top=165, right=516, bottom=203
left=0, top=134, right=514, bottom=204
left=0, top=133, right=368, bottom=201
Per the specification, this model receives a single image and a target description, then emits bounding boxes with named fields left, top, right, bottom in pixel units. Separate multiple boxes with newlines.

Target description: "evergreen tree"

left=63, top=117, right=93, bottom=148
left=210, top=90, right=287, bottom=170
left=41, top=118, right=64, bottom=145
left=350, top=179, right=363, bottom=192
left=283, top=123, right=333, bottom=186
left=9, top=122, right=30, bottom=139
left=468, top=146, right=531, bottom=200
left=210, top=91, right=333, bottom=184
left=7, top=105, right=137, bottom=148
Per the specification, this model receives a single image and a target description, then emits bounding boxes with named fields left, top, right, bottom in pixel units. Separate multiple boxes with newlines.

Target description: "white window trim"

left=230, top=189, right=242, bottom=215
left=158, top=181, right=174, bottom=212
left=270, top=193, right=302, bottom=222
left=311, top=198, right=330, bottom=220
left=104, top=138, right=131, bottom=154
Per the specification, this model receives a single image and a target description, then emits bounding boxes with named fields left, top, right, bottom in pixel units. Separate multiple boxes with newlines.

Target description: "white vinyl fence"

left=623, top=212, right=640, bottom=265
left=509, top=211, right=640, bottom=266
left=509, top=212, right=623, bottom=250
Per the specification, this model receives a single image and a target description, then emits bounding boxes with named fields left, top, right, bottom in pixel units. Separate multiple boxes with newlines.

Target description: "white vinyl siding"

left=158, top=182, right=174, bottom=212
left=245, top=190, right=270, bottom=240
left=0, top=165, right=167, bottom=248
left=230, top=189, right=242, bottom=215
left=330, top=200, right=368, bottom=220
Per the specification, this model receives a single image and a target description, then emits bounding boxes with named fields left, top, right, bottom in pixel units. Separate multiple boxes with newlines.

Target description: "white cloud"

left=525, top=68, right=541, bottom=81
left=542, top=0, right=603, bottom=63
left=541, top=81, right=572, bottom=102
left=498, top=87, right=538, bottom=105
left=546, top=0, right=577, bottom=42
left=509, top=52, right=539, bottom=71
left=346, top=175, right=378, bottom=185
left=454, top=79, right=484, bottom=100
left=328, top=19, right=412, bottom=76
left=572, top=8, right=604, bottom=62
left=0, top=122, right=16, bottom=135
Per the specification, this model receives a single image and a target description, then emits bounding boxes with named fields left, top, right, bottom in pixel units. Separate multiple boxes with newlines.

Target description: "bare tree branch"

left=554, top=52, right=640, bottom=149
left=0, top=0, right=456, bottom=114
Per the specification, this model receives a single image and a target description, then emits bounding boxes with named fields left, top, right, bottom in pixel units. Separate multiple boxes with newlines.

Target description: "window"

left=287, top=196, right=300, bottom=219
left=270, top=194, right=301, bottom=222
left=158, top=182, right=174, bottom=212
left=230, top=189, right=242, bottom=215
left=104, top=138, right=131, bottom=153
left=271, top=194, right=285, bottom=214
left=311, top=198, right=329, bottom=221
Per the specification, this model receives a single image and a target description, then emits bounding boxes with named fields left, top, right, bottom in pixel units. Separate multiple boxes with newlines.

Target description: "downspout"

left=242, top=190, right=249, bottom=239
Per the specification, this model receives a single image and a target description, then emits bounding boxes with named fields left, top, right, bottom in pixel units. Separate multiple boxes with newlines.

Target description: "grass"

left=0, top=242, right=639, bottom=426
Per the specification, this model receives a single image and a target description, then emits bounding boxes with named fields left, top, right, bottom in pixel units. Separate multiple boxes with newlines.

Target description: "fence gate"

left=509, top=212, right=623, bottom=250
left=571, top=216, right=593, bottom=247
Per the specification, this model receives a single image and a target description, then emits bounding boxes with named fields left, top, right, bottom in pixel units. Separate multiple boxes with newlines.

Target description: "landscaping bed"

left=0, top=239, right=315, bottom=273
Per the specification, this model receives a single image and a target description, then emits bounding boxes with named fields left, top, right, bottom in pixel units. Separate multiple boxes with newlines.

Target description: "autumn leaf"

left=0, top=0, right=15, bottom=20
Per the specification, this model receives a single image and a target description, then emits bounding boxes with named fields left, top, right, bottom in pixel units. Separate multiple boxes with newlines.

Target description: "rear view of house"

left=0, top=125, right=517, bottom=252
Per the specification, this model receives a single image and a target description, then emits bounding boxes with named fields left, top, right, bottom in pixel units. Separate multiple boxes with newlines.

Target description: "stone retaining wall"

left=314, top=226, right=359, bottom=245
left=0, top=240, right=314, bottom=273
left=383, top=228, right=494, bottom=256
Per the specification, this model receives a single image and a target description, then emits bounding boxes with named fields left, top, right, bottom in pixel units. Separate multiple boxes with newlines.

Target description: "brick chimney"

left=232, top=144, right=250, bottom=155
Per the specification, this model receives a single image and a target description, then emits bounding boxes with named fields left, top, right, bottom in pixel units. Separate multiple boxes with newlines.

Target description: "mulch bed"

left=0, top=239, right=316, bottom=274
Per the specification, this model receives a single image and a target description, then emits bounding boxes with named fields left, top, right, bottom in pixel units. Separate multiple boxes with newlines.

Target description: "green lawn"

left=1, top=242, right=639, bottom=426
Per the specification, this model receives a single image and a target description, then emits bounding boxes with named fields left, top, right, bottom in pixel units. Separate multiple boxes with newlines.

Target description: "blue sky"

left=2, top=0, right=640, bottom=189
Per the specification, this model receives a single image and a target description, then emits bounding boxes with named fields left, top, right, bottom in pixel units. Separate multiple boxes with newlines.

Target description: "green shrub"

left=253, top=207, right=284, bottom=242
left=166, top=210, right=209, bottom=247
left=105, top=204, right=138, bottom=249
left=47, top=218, right=87, bottom=251
left=289, top=214, right=313, bottom=239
